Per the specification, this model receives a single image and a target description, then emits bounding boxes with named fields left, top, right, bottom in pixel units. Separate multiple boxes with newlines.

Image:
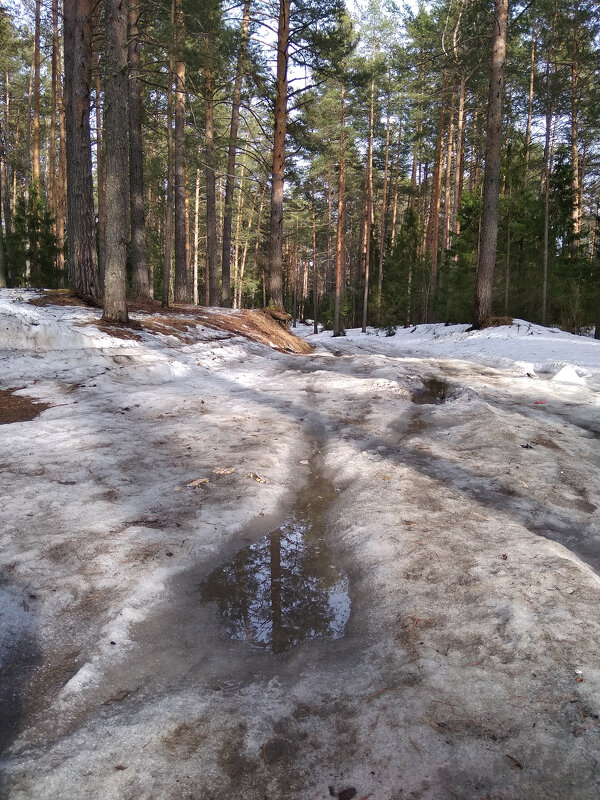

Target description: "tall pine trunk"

left=56, top=21, right=67, bottom=276
left=32, top=0, right=41, bottom=188
left=129, top=0, right=151, bottom=299
left=377, top=67, right=392, bottom=311
left=361, top=74, right=375, bottom=333
left=333, top=82, right=345, bottom=338
left=93, top=33, right=106, bottom=287
left=0, top=168, right=5, bottom=287
left=204, top=63, right=218, bottom=305
left=570, top=16, right=581, bottom=249
left=425, top=71, right=446, bottom=321
left=64, top=0, right=100, bottom=300
left=452, top=73, right=466, bottom=241
left=221, top=0, right=251, bottom=307
left=523, top=35, right=536, bottom=189
left=268, top=0, right=290, bottom=308
left=162, top=15, right=174, bottom=308
left=541, top=57, right=554, bottom=327
left=102, top=0, right=129, bottom=323
left=2, top=71, right=11, bottom=238
left=473, top=0, right=508, bottom=329
left=174, top=0, right=189, bottom=303
left=193, top=166, right=200, bottom=304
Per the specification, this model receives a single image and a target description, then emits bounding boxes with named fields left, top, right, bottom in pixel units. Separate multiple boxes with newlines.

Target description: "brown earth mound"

left=29, top=292, right=312, bottom=354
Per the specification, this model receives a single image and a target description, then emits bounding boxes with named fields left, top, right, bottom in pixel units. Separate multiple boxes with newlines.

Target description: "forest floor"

left=1, top=288, right=600, bottom=800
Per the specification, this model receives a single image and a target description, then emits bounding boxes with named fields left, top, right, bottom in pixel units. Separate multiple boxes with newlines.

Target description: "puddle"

left=199, top=462, right=350, bottom=654
left=0, top=389, right=50, bottom=424
left=406, top=413, right=432, bottom=435
left=412, top=378, right=449, bottom=405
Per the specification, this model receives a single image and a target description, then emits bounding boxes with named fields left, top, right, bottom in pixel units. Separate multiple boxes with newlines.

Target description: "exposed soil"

left=0, top=389, right=51, bottom=424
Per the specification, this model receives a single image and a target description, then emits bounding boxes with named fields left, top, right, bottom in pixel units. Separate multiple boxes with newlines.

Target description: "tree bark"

left=570, top=16, right=581, bottom=248
left=49, top=0, right=58, bottom=238
left=452, top=73, right=466, bottom=240
left=425, top=71, right=446, bottom=320
left=2, top=70, right=11, bottom=238
left=93, top=36, right=106, bottom=288
left=312, top=187, right=318, bottom=333
left=204, top=63, right=218, bottom=305
left=221, top=0, right=251, bottom=307
left=0, top=165, right=5, bottom=287
left=162, top=15, right=174, bottom=308
left=102, top=0, right=129, bottom=323
left=174, top=0, right=189, bottom=303
left=541, top=58, right=554, bottom=327
left=523, top=34, right=536, bottom=189
left=268, top=0, right=290, bottom=308
left=361, top=74, right=375, bottom=333
left=377, top=67, right=392, bottom=310
left=193, top=166, right=200, bottom=304
left=57, top=24, right=67, bottom=277
left=129, top=0, right=151, bottom=299
left=473, top=0, right=508, bottom=329
left=32, top=0, right=41, bottom=188
left=333, top=82, right=345, bottom=338
left=64, top=0, right=100, bottom=300
left=441, top=79, right=456, bottom=262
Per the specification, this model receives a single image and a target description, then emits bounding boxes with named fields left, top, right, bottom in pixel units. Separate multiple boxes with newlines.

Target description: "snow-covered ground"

left=1, top=289, right=600, bottom=800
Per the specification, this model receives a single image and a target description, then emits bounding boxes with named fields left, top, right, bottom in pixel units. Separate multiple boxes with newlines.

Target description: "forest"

left=0, top=0, right=599, bottom=335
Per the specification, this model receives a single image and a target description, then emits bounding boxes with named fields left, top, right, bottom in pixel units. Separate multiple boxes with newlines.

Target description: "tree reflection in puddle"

left=198, top=475, right=350, bottom=654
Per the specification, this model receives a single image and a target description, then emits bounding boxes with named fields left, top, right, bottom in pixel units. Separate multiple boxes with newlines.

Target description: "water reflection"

left=412, top=378, right=449, bottom=405
left=198, top=475, right=350, bottom=654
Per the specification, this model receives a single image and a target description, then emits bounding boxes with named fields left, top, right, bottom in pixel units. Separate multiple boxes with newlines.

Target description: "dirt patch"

left=0, top=389, right=51, bottom=424
left=197, top=308, right=313, bottom=354
left=91, top=322, right=143, bottom=341
left=128, top=300, right=312, bottom=353
left=28, top=290, right=94, bottom=308
left=27, top=292, right=312, bottom=354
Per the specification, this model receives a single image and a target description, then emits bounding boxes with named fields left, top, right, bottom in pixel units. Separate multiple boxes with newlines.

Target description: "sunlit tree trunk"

left=570, top=16, right=581, bottom=248
left=222, top=0, right=251, bottom=307
left=49, top=0, right=58, bottom=238
left=390, top=131, right=402, bottom=250
left=453, top=73, right=466, bottom=241
left=361, top=74, right=375, bottom=333
left=541, top=59, right=554, bottom=327
left=232, top=159, right=246, bottom=296
left=333, top=82, right=345, bottom=338
left=0, top=170, right=5, bottom=286
left=193, top=167, right=200, bottom=304
left=425, top=72, right=446, bottom=320
left=268, top=0, right=289, bottom=308
left=64, top=0, right=100, bottom=300
left=93, top=32, right=106, bottom=287
left=57, top=30, right=67, bottom=277
left=523, top=34, right=536, bottom=190
left=312, top=187, right=318, bottom=333
left=102, top=0, right=129, bottom=323
left=2, top=71, right=11, bottom=238
left=473, top=0, right=508, bottom=329
left=129, top=0, right=151, bottom=299
left=377, top=67, right=392, bottom=310
left=204, top=63, right=218, bottom=305
left=441, top=79, right=455, bottom=263
left=32, top=0, right=41, bottom=188
left=174, top=0, right=189, bottom=303
left=162, top=3, right=175, bottom=308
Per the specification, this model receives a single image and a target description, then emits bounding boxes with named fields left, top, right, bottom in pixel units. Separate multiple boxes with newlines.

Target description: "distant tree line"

left=0, top=0, right=598, bottom=336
